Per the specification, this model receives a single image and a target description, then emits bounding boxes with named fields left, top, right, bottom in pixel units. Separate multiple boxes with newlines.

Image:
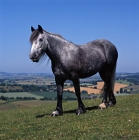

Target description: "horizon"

left=0, top=0, right=139, bottom=73
left=0, top=71, right=139, bottom=74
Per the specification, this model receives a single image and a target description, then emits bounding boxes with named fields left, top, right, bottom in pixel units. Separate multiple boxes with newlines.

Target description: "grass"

left=0, top=100, right=56, bottom=111
left=0, top=94, right=139, bottom=139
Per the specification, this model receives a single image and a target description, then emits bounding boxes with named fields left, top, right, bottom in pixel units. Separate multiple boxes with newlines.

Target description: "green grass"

left=0, top=100, right=56, bottom=111
left=0, top=94, right=139, bottom=139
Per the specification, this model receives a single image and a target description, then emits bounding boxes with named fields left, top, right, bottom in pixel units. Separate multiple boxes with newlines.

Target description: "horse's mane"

left=45, top=31, right=65, bottom=40
left=30, top=29, right=65, bottom=43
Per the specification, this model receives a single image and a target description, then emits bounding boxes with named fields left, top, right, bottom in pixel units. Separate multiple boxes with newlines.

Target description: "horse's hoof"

left=51, top=110, right=60, bottom=117
left=76, top=107, right=86, bottom=115
left=51, top=110, right=63, bottom=117
left=98, top=103, right=107, bottom=110
left=108, top=101, right=114, bottom=107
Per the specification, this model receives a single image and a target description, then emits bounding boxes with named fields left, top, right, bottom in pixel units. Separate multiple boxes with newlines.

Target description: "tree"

left=1, top=89, right=7, bottom=93
left=1, top=96, right=7, bottom=101
left=0, top=83, right=6, bottom=86
left=120, top=88, right=123, bottom=93
left=124, top=89, right=127, bottom=93
left=81, top=90, right=88, bottom=94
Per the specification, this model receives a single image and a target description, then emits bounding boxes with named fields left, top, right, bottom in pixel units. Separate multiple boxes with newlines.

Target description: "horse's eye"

left=39, top=38, right=43, bottom=42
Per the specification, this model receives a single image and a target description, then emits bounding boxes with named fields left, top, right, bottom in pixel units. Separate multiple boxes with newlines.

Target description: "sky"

left=0, top=0, right=139, bottom=73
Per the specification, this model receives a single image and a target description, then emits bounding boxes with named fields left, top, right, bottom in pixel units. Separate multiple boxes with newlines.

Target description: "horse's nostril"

left=29, top=54, right=33, bottom=59
left=29, top=54, right=36, bottom=59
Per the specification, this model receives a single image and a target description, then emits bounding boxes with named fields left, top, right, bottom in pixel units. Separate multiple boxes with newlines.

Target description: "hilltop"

left=0, top=94, right=139, bottom=139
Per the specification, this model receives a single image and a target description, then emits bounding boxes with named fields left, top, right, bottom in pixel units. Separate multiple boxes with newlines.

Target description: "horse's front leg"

left=72, top=74, right=86, bottom=115
left=51, top=76, right=65, bottom=117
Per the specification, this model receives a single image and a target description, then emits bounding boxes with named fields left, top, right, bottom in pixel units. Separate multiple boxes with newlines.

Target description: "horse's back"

left=76, top=40, right=107, bottom=77
left=76, top=39, right=118, bottom=78
left=85, top=39, right=118, bottom=64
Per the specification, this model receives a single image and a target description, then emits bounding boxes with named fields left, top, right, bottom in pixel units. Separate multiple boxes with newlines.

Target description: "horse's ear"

left=38, top=25, right=43, bottom=33
left=31, top=26, right=35, bottom=32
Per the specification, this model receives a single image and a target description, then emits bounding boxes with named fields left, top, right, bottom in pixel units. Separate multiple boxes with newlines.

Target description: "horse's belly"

left=78, top=61, right=105, bottom=78
left=78, top=72, right=96, bottom=78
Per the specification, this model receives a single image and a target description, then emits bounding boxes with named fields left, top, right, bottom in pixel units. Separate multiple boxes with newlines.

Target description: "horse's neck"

left=46, top=34, right=68, bottom=61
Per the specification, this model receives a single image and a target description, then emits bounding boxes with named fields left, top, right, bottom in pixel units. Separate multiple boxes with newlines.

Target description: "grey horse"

left=29, top=25, right=118, bottom=116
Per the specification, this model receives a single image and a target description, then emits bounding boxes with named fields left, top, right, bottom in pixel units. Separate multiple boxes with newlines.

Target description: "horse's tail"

left=100, top=62, right=117, bottom=97
left=111, top=62, right=117, bottom=92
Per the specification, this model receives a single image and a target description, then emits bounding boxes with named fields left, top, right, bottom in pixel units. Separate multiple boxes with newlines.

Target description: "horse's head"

left=29, top=25, right=48, bottom=62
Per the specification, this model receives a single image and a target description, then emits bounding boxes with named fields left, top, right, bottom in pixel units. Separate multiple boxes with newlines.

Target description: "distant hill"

left=0, top=72, right=53, bottom=75
left=0, top=72, right=9, bottom=74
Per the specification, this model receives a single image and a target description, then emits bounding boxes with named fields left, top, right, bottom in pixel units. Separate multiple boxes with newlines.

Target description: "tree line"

left=0, top=84, right=57, bottom=93
left=0, top=96, right=36, bottom=101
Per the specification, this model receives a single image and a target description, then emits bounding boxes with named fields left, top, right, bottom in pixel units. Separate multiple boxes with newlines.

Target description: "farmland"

left=64, top=82, right=129, bottom=94
left=64, top=86, right=102, bottom=94
left=30, top=91, right=76, bottom=99
left=0, top=72, right=139, bottom=100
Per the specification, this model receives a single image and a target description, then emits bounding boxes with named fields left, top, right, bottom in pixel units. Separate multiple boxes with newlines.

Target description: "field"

left=64, top=82, right=129, bottom=94
left=30, top=91, right=76, bottom=99
left=115, top=80, right=131, bottom=85
left=0, top=92, right=43, bottom=99
left=16, top=79, right=55, bottom=85
left=97, top=82, right=129, bottom=93
left=15, top=75, right=55, bottom=86
left=0, top=94, right=139, bottom=139
left=0, top=91, right=88, bottom=101
left=64, top=87, right=101, bottom=94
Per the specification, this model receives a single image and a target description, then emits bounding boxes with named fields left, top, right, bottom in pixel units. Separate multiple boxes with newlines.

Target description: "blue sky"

left=0, top=0, right=139, bottom=73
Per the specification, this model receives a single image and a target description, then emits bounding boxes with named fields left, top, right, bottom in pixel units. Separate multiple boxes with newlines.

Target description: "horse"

left=29, top=25, right=118, bottom=116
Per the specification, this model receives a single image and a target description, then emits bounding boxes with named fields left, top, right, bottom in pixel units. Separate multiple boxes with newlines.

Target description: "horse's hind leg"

left=99, top=66, right=116, bottom=109
left=72, top=73, right=86, bottom=115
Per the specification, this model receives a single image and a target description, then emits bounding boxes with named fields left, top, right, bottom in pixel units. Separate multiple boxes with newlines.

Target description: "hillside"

left=0, top=94, right=139, bottom=139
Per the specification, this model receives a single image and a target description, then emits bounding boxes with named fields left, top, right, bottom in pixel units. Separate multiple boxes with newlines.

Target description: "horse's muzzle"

left=29, top=54, right=39, bottom=62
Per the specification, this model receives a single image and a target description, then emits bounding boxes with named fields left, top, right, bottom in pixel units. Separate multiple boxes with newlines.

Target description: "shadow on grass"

left=36, top=106, right=98, bottom=118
